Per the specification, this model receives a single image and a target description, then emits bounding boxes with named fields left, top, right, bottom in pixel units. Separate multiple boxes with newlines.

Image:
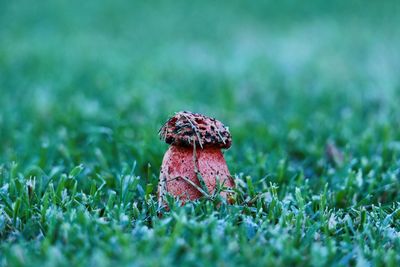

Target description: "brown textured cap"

left=159, top=111, right=232, bottom=149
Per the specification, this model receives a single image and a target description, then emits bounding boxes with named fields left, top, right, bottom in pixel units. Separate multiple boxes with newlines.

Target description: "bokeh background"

left=1, top=0, right=399, bottom=176
left=1, top=0, right=400, bottom=265
left=2, top=0, right=400, bottom=197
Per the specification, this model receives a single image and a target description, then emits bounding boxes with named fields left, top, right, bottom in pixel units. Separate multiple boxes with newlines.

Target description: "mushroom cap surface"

left=159, top=111, right=232, bottom=149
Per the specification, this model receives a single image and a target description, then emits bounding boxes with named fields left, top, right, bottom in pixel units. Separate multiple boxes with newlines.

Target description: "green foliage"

left=1, top=0, right=400, bottom=266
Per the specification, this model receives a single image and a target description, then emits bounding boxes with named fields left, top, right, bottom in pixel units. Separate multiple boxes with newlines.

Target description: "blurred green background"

left=1, top=0, right=399, bottom=173
left=1, top=0, right=400, bottom=266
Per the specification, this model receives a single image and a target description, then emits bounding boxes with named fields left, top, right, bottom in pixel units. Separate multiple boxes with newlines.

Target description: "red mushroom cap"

left=159, top=111, right=232, bottom=149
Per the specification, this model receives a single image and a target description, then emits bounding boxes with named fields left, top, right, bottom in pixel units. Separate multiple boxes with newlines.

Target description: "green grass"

left=1, top=0, right=400, bottom=266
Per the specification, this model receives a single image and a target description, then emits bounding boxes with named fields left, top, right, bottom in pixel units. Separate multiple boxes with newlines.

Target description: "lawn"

left=1, top=0, right=400, bottom=266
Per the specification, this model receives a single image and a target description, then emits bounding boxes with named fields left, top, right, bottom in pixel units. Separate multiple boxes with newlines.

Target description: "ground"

left=1, top=0, right=400, bottom=266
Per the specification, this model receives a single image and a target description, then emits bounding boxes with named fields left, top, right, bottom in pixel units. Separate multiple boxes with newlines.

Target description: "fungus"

left=158, top=111, right=235, bottom=204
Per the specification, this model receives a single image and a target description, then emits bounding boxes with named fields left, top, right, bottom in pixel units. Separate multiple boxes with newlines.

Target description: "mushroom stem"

left=159, top=145, right=234, bottom=202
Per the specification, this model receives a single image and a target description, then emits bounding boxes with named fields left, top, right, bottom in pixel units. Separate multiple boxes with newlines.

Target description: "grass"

left=1, top=0, right=400, bottom=266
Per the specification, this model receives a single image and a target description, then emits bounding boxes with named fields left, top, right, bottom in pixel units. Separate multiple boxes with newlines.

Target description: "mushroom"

left=158, top=111, right=235, bottom=204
